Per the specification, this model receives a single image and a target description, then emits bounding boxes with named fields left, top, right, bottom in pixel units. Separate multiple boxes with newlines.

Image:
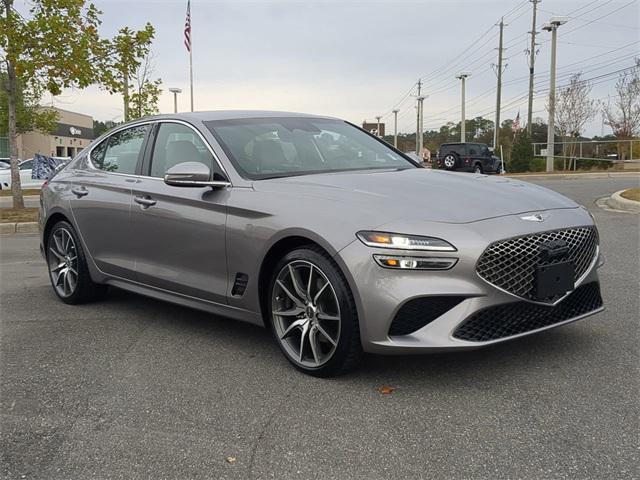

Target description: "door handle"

left=71, top=186, right=89, bottom=198
left=134, top=195, right=157, bottom=208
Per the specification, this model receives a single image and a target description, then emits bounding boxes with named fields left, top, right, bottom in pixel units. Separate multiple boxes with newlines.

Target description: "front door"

left=69, top=124, right=150, bottom=278
left=129, top=121, right=229, bottom=304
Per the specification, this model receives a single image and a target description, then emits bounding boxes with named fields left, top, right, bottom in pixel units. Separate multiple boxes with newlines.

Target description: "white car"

left=0, top=157, right=70, bottom=190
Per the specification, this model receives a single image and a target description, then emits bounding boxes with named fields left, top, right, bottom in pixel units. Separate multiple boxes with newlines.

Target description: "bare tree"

left=603, top=59, right=640, bottom=160
left=553, top=73, right=598, bottom=168
left=130, top=51, right=162, bottom=119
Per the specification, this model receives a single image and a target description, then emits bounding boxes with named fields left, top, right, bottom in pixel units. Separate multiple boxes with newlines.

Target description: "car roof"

left=137, top=110, right=339, bottom=123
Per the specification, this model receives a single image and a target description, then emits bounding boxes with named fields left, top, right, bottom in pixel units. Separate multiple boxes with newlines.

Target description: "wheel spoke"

left=63, top=229, right=71, bottom=253
left=313, top=281, right=329, bottom=304
left=309, top=326, right=320, bottom=364
left=52, top=262, right=65, bottom=272
left=276, top=280, right=305, bottom=308
left=298, top=322, right=310, bottom=362
left=306, top=265, right=314, bottom=300
left=288, top=265, right=307, bottom=301
left=53, top=233, right=64, bottom=255
left=49, top=247, right=64, bottom=261
left=317, top=312, right=340, bottom=322
left=273, top=306, right=304, bottom=317
left=280, top=318, right=306, bottom=340
left=66, top=270, right=77, bottom=293
left=315, top=323, right=337, bottom=347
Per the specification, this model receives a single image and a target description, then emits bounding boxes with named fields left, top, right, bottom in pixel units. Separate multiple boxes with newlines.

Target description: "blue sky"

left=28, top=0, right=640, bottom=136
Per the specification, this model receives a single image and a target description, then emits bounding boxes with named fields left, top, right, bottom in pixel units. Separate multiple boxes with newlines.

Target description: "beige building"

left=17, top=107, right=94, bottom=159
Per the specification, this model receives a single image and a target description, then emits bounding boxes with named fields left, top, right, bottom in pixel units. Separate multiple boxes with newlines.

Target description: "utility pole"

left=493, top=17, right=504, bottom=150
left=392, top=109, right=399, bottom=148
left=456, top=72, right=471, bottom=142
left=415, top=79, right=422, bottom=155
left=375, top=116, right=382, bottom=138
left=527, top=0, right=540, bottom=134
left=543, top=16, right=568, bottom=172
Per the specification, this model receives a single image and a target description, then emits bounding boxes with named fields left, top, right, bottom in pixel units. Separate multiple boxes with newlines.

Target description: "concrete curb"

left=0, top=222, right=39, bottom=235
left=506, top=171, right=640, bottom=180
left=607, top=190, right=640, bottom=213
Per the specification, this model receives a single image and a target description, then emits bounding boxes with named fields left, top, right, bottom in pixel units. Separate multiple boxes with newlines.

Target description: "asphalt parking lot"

left=1, top=176, right=639, bottom=479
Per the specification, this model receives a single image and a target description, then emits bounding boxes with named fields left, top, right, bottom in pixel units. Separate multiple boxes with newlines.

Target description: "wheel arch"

left=257, top=233, right=345, bottom=329
left=43, top=211, right=72, bottom=245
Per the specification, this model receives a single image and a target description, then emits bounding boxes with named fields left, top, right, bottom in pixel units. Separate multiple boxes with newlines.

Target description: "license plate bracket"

left=535, top=261, right=575, bottom=299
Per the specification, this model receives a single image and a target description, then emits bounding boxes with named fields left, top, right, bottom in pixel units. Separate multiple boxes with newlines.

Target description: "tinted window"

left=150, top=123, right=215, bottom=178
left=205, top=117, right=413, bottom=180
left=468, top=145, right=479, bottom=155
left=93, top=125, right=148, bottom=174
left=19, top=160, right=33, bottom=170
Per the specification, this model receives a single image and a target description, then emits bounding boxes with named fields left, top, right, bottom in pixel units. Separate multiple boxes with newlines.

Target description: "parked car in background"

left=434, top=142, right=502, bottom=174
left=0, top=158, right=10, bottom=169
left=0, top=157, right=70, bottom=190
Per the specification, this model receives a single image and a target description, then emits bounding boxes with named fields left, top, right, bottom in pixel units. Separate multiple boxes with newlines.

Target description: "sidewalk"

left=506, top=171, right=640, bottom=180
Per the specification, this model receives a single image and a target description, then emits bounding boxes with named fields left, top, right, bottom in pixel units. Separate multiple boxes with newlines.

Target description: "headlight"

left=374, top=255, right=458, bottom=270
left=356, top=231, right=456, bottom=252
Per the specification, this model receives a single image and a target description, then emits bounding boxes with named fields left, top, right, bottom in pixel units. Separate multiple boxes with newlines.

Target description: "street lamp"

left=375, top=115, right=382, bottom=138
left=543, top=16, right=568, bottom=172
left=169, top=88, right=182, bottom=114
left=456, top=72, right=471, bottom=143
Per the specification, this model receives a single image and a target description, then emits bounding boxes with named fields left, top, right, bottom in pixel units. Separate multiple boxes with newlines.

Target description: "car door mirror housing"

left=163, top=162, right=230, bottom=188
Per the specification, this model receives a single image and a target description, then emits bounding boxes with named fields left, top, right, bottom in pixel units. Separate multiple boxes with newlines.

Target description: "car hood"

left=253, top=168, right=579, bottom=224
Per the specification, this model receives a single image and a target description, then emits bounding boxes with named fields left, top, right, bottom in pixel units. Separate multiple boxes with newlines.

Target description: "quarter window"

left=93, top=125, right=148, bottom=174
left=149, top=123, right=215, bottom=178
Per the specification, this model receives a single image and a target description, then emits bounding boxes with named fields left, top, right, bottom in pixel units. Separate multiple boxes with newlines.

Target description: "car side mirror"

left=163, top=162, right=230, bottom=188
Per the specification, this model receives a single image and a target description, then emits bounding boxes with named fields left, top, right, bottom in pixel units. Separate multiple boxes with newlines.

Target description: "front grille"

left=453, top=282, right=603, bottom=342
left=476, top=227, right=598, bottom=302
left=389, top=296, right=466, bottom=336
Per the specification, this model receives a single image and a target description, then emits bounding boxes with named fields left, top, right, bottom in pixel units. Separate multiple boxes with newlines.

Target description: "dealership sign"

left=69, top=127, right=82, bottom=136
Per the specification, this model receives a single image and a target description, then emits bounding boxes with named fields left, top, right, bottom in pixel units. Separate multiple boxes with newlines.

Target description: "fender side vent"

left=232, top=273, right=249, bottom=297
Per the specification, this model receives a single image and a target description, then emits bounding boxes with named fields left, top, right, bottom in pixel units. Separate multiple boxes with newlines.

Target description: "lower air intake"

left=389, top=296, right=466, bottom=336
left=453, top=282, right=603, bottom=342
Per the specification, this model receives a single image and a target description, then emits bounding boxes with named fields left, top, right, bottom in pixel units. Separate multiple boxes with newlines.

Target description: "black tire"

left=442, top=153, right=459, bottom=170
left=267, top=245, right=362, bottom=377
left=46, top=220, right=107, bottom=304
left=473, top=163, right=483, bottom=174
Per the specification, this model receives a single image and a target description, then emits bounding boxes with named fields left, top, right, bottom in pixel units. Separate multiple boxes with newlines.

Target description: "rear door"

left=128, top=121, right=230, bottom=304
left=69, top=124, right=150, bottom=278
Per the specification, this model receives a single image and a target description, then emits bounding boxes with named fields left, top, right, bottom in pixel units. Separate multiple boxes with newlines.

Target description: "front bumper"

left=335, top=208, right=604, bottom=354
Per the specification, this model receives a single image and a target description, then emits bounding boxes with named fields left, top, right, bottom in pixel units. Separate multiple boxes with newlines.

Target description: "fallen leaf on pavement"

left=378, top=386, right=396, bottom=394
left=226, top=456, right=237, bottom=464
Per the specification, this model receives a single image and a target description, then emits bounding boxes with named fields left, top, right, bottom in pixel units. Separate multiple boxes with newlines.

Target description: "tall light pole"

left=169, top=88, right=182, bottom=114
left=417, top=96, right=425, bottom=158
left=526, top=0, right=540, bottom=134
left=493, top=17, right=505, bottom=150
left=456, top=72, right=471, bottom=142
left=543, top=16, right=568, bottom=173
left=375, top=116, right=382, bottom=138
left=392, top=109, right=399, bottom=148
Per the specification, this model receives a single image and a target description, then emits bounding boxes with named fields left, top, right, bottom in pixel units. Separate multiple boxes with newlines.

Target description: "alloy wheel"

left=444, top=155, right=456, bottom=168
left=48, top=228, right=78, bottom=298
left=271, top=260, right=341, bottom=368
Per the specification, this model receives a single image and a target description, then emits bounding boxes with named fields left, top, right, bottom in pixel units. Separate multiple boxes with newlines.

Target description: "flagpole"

left=189, top=43, right=194, bottom=112
left=189, top=0, right=194, bottom=112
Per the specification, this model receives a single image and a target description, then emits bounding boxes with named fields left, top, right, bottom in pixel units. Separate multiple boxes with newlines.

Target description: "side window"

left=94, top=125, right=148, bottom=174
left=468, top=145, right=478, bottom=155
left=150, top=123, right=215, bottom=178
left=19, top=160, right=33, bottom=170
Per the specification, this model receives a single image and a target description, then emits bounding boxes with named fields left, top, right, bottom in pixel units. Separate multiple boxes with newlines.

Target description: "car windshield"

left=205, top=117, right=414, bottom=180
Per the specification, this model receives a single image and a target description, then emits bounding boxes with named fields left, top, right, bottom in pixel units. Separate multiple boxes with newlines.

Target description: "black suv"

left=434, top=142, right=502, bottom=174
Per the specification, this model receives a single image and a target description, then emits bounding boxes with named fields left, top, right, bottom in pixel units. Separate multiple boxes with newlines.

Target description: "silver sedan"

left=39, top=111, right=604, bottom=376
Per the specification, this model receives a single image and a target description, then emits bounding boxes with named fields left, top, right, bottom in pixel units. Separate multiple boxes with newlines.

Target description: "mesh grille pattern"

left=389, top=296, right=466, bottom=336
left=453, top=282, right=602, bottom=342
left=476, top=227, right=598, bottom=302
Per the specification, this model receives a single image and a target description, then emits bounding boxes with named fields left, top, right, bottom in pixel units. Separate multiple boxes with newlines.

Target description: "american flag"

left=184, top=0, right=191, bottom=53
left=512, top=111, right=521, bottom=132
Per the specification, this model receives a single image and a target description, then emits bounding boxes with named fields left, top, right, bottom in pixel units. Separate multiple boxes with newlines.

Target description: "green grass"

left=0, top=189, right=41, bottom=197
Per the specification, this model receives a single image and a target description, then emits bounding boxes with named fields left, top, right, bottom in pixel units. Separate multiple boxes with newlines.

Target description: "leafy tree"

left=99, top=24, right=161, bottom=122
left=509, top=130, right=534, bottom=173
left=93, top=119, right=120, bottom=137
left=0, top=72, right=58, bottom=135
left=0, top=0, right=103, bottom=208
